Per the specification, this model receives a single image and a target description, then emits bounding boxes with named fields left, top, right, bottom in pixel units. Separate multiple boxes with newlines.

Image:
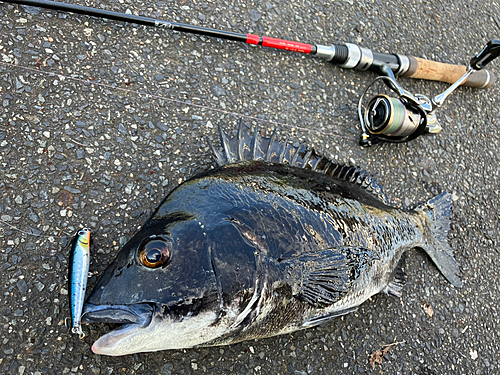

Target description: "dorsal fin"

left=238, top=120, right=253, bottom=161
left=210, top=123, right=389, bottom=204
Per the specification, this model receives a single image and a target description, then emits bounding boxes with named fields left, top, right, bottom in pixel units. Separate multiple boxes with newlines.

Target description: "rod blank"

left=1, top=0, right=496, bottom=88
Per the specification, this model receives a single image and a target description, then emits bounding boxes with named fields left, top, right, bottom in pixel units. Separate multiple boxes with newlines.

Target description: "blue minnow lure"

left=69, top=227, right=91, bottom=339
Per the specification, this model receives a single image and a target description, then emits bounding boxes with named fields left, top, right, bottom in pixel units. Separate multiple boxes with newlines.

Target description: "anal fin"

left=384, top=254, right=406, bottom=298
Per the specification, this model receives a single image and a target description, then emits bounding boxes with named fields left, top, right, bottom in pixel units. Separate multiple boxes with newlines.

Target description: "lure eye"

left=138, top=239, right=171, bottom=268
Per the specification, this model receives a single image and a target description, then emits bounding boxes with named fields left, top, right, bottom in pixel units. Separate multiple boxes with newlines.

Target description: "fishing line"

left=0, top=218, right=40, bottom=236
left=1, top=60, right=356, bottom=240
left=0, top=218, right=73, bottom=237
left=0, top=61, right=357, bottom=141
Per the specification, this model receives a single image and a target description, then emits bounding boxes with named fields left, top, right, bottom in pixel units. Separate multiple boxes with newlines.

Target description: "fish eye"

left=138, top=238, right=171, bottom=268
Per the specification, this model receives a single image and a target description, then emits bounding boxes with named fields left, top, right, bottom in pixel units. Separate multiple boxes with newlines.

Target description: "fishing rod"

left=3, top=0, right=500, bottom=146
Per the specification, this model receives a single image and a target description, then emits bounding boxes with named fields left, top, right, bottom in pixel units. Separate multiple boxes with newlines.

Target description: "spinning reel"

left=359, top=39, right=500, bottom=147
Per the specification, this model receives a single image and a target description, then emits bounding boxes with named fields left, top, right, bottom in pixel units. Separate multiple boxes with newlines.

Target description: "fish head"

left=82, top=210, right=259, bottom=356
left=82, top=213, right=225, bottom=355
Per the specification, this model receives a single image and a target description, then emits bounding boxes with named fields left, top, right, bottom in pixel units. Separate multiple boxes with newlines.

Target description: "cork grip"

left=402, top=56, right=496, bottom=89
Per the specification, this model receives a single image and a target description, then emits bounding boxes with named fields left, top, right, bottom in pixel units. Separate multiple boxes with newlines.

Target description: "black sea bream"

left=82, top=125, right=461, bottom=356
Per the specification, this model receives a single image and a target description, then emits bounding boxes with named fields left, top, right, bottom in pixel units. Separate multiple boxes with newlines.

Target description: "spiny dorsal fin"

left=238, top=120, right=253, bottom=161
left=212, top=123, right=389, bottom=204
left=265, top=130, right=281, bottom=162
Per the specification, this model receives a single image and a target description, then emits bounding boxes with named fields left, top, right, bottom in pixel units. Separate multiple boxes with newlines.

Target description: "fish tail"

left=417, top=192, right=462, bottom=287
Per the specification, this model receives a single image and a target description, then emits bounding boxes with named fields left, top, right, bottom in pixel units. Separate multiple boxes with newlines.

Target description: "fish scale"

left=81, top=124, right=461, bottom=356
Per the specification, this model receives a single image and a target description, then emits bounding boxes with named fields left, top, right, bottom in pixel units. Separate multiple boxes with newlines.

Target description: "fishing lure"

left=68, top=227, right=91, bottom=339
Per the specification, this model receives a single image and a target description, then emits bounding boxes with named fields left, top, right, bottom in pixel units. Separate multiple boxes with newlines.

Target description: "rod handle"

left=402, top=56, right=495, bottom=89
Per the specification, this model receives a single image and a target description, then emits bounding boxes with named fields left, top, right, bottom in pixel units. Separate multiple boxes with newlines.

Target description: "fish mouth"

left=82, top=303, right=154, bottom=326
left=81, top=302, right=155, bottom=355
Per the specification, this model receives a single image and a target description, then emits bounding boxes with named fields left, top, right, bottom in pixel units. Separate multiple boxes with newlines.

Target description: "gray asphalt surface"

left=1, top=0, right=499, bottom=374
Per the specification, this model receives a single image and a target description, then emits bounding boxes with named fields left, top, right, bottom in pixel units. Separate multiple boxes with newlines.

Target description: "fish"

left=81, top=124, right=461, bottom=356
left=69, top=227, right=91, bottom=339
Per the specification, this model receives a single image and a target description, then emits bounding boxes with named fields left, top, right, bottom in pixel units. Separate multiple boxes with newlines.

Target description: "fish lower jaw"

left=91, top=323, right=138, bottom=356
left=91, top=310, right=227, bottom=356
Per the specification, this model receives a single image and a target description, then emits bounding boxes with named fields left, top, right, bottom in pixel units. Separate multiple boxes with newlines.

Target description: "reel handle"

left=470, top=39, right=500, bottom=70
left=402, top=57, right=495, bottom=89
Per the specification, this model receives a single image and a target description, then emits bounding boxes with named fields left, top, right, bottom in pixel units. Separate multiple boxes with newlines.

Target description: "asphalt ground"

left=1, top=0, right=499, bottom=374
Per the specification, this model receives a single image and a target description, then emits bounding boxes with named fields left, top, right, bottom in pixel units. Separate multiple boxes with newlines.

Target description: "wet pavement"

left=1, top=0, right=500, bottom=374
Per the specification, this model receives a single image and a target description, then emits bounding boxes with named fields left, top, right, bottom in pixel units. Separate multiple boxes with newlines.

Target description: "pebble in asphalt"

left=1, top=0, right=500, bottom=374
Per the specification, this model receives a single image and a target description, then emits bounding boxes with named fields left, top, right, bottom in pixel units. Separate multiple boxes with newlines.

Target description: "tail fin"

left=418, top=192, right=462, bottom=287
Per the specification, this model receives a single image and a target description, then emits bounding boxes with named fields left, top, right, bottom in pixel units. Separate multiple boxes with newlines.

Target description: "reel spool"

left=364, top=94, right=423, bottom=137
left=358, top=76, right=428, bottom=147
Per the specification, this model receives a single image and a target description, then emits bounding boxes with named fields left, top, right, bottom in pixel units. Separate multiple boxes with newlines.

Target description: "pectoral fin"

left=283, top=247, right=378, bottom=308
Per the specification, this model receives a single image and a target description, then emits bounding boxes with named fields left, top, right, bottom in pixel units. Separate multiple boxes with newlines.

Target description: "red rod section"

left=246, top=34, right=313, bottom=54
